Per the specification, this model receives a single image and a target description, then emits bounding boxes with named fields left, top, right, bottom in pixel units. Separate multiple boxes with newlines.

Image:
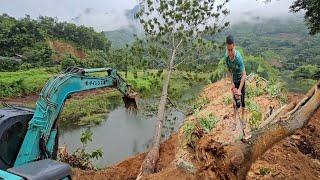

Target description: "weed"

left=199, top=113, right=219, bottom=133
left=259, top=167, right=271, bottom=176
left=59, top=129, right=103, bottom=170
left=223, top=95, right=233, bottom=106
left=182, top=121, right=198, bottom=148
left=246, top=100, right=262, bottom=129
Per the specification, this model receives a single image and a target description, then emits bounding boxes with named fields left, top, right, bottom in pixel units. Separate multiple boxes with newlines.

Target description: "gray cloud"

left=0, top=0, right=303, bottom=32
left=227, top=0, right=302, bottom=24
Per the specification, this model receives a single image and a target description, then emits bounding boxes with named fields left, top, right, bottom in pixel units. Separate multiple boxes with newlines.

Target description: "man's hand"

left=236, top=88, right=241, bottom=96
left=231, top=87, right=241, bottom=96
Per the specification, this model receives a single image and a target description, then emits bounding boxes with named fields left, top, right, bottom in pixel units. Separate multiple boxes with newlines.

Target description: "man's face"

left=227, top=44, right=235, bottom=59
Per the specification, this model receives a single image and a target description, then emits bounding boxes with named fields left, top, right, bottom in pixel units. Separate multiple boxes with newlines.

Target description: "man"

left=224, top=35, right=248, bottom=137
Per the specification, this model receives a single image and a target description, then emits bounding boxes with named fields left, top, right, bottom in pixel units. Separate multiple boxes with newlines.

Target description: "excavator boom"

left=0, top=67, right=138, bottom=179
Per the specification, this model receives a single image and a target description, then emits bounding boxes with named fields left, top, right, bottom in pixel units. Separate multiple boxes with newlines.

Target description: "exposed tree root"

left=195, top=81, right=320, bottom=179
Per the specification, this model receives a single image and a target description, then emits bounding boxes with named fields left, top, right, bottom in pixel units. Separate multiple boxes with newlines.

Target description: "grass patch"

left=246, top=99, right=262, bottom=129
left=60, top=92, right=122, bottom=128
left=199, top=113, right=219, bottom=133
left=223, top=95, right=233, bottom=106
left=182, top=120, right=197, bottom=148
left=259, top=167, right=271, bottom=176
left=192, top=97, right=210, bottom=114
left=0, top=68, right=55, bottom=98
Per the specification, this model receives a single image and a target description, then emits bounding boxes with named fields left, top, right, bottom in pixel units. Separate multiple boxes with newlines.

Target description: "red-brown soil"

left=72, top=79, right=320, bottom=179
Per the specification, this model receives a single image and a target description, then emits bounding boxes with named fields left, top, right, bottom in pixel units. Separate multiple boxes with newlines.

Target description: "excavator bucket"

left=123, top=92, right=139, bottom=111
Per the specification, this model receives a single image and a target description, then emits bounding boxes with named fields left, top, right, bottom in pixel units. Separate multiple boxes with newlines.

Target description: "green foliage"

left=259, top=167, right=271, bottom=176
left=136, top=0, right=229, bottom=41
left=80, top=129, right=93, bottom=145
left=0, top=14, right=111, bottom=69
left=223, top=95, right=233, bottom=106
left=225, top=18, right=320, bottom=70
left=60, top=92, right=122, bottom=128
left=60, top=51, right=110, bottom=70
left=0, top=68, right=53, bottom=98
left=60, top=128, right=103, bottom=170
left=290, top=0, right=320, bottom=35
left=291, top=65, right=320, bottom=80
left=245, top=54, right=279, bottom=81
left=267, top=82, right=282, bottom=98
left=246, top=100, right=262, bottom=129
left=199, top=114, right=219, bottom=133
left=210, top=58, right=227, bottom=83
left=0, top=57, right=20, bottom=71
left=246, top=82, right=265, bottom=98
left=182, top=121, right=197, bottom=148
left=60, top=55, right=78, bottom=69
left=192, top=97, right=210, bottom=113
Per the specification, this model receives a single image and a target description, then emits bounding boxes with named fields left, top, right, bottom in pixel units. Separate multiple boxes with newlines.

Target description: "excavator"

left=0, top=67, right=138, bottom=180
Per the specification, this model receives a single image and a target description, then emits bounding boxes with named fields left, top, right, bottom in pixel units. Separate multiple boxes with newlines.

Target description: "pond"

left=58, top=81, right=206, bottom=168
left=59, top=105, right=185, bottom=167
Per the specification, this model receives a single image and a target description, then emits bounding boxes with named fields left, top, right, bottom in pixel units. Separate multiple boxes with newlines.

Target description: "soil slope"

left=73, top=79, right=320, bottom=179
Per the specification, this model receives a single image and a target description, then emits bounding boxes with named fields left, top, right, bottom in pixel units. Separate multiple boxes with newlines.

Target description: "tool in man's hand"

left=232, top=87, right=250, bottom=141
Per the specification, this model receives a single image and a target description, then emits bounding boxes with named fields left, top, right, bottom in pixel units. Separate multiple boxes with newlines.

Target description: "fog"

left=0, top=0, right=302, bottom=32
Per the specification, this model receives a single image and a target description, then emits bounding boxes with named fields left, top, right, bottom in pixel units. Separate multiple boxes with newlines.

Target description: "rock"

left=291, top=135, right=301, bottom=140
left=175, top=158, right=196, bottom=173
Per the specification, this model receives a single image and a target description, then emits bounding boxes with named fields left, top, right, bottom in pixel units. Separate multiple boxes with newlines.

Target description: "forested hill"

left=224, top=18, right=320, bottom=70
left=0, top=14, right=111, bottom=70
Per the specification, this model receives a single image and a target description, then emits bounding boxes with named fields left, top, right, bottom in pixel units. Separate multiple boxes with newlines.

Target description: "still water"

left=59, top=106, right=185, bottom=167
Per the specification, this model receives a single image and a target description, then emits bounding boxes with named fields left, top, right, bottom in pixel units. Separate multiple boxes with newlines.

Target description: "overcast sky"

left=0, top=0, right=301, bottom=31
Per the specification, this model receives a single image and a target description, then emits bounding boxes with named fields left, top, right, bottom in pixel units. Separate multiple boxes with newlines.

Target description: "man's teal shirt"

left=225, top=50, right=245, bottom=84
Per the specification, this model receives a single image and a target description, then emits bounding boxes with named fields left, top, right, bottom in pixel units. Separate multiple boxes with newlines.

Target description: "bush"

left=59, top=128, right=103, bottom=170
left=182, top=121, right=197, bottom=148
left=199, top=114, right=219, bottom=133
left=0, top=57, right=20, bottom=71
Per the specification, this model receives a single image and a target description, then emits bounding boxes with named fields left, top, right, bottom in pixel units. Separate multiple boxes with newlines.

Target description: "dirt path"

left=72, top=79, right=320, bottom=179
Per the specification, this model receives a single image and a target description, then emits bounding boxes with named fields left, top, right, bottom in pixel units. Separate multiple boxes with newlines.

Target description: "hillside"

left=0, top=14, right=111, bottom=71
left=73, top=78, right=320, bottom=179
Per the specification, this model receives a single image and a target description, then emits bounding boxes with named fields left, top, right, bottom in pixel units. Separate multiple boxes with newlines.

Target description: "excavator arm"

left=9, top=67, right=137, bottom=167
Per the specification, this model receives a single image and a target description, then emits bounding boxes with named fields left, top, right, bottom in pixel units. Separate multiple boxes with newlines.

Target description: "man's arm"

left=238, top=70, right=246, bottom=92
left=227, top=70, right=235, bottom=89
left=237, top=53, right=246, bottom=94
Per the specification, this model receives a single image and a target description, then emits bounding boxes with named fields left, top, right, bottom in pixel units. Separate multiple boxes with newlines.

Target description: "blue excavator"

left=0, top=67, right=138, bottom=180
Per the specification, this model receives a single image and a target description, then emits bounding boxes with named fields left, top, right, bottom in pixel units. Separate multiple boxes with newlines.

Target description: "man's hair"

left=226, top=35, right=234, bottom=45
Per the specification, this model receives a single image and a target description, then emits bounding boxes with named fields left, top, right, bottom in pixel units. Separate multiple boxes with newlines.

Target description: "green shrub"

left=259, top=167, right=271, bottom=176
left=199, top=114, right=219, bottom=133
left=247, top=100, right=262, bottom=129
left=223, top=95, right=233, bottom=105
left=182, top=121, right=197, bottom=148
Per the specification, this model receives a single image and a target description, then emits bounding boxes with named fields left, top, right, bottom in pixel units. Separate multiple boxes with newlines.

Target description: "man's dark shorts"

left=234, top=82, right=245, bottom=108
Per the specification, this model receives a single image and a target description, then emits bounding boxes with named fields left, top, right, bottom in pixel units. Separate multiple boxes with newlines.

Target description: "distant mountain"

left=103, top=28, right=137, bottom=48
left=103, top=5, right=144, bottom=48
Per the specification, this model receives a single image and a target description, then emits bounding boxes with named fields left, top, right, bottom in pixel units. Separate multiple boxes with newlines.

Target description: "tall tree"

left=135, top=0, right=230, bottom=178
left=290, top=0, right=320, bottom=35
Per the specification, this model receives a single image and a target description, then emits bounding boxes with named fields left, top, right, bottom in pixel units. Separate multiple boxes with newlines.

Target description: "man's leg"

left=232, top=102, right=237, bottom=130
left=241, top=107, right=245, bottom=122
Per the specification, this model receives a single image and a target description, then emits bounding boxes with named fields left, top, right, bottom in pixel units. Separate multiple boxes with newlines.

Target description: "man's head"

left=226, top=35, right=235, bottom=59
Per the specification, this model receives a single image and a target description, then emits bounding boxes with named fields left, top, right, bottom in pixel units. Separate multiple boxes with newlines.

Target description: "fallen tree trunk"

left=137, top=47, right=178, bottom=179
left=196, top=80, right=320, bottom=179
